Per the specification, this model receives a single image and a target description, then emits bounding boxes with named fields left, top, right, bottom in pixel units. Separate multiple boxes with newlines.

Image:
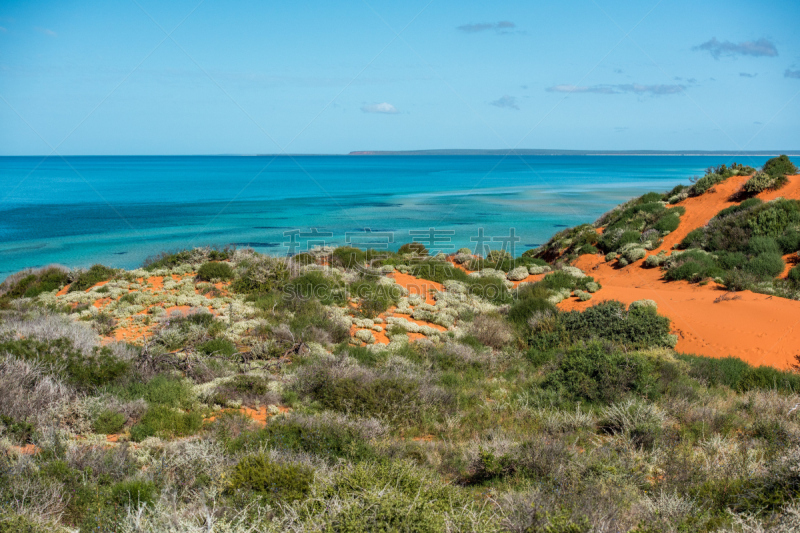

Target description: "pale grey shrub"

left=0, top=310, right=99, bottom=355
left=0, top=356, right=74, bottom=425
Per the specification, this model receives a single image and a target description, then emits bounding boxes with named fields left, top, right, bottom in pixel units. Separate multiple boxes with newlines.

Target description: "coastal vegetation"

left=1, top=156, right=800, bottom=532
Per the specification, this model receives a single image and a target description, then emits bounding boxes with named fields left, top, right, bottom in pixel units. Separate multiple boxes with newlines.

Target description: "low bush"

left=0, top=267, right=69, bottom=300
left=789, top=265, right=800, bottom=283
left=231, top=253, right=289, bottom=293
left=0, top=338, right=130, bottom=392
left=110, top=479, right=157, bottom=508
left=197, top=338, right=237, bottom=357
left=762, top=154, right=798, bottom=177
left=93, top=410, right=126, bottom=434
left=196, top=261, right=234, bottom=282
left=508, top=298, right=556, bottom=327
left=744, top=252, right=785, bottom=279
left=397, top=242, right=429, bottom=256
left=470, top=314, right=515, bottom=349
left=69, top=264, right=116, bottom=292
left=120, top=374, right=194, bottom=408
left=129, top=405, right=202, bottom=441
left=558, top=300, right=673, bottom=349
left=543, top=343, right=657, bottom=403
left=742, top=171, right=786, bottom=195
left=228, top=454, right=313, bottom=503
left=653, top=212, right=681, bottom=232
left=284, top=271, right=344, bottom=305
left=227, top=415, right=376, bottom=460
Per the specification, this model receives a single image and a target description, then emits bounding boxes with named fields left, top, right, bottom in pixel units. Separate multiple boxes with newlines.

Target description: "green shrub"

left=198, top=338, right=237, bottom=357
left=653, top=212, right=681, bottom=232
left=543, top=343, right=657, bottom=403
left=69, top=264, right=116, bottom=292
left=466, top=276, right=512, bottom=305
left=664, top=250, right=722, bottom=282
left=228, top=454, right=313, bottom=503
left=0, top=338, right=130, bottom=392
left=778, top=230, right=800, bottom=254
left=737, top=366, right=800, bottom=393
left=508, top=297, right=556, bottom=327
left=788, top=265, right=800, bottom=283
left=0, top=415, right=35, bottom=444
left=284, top=271, right=344, bottom=305
left=227, top=417, right=374, bottom=460
left=748, top=236, right=782, bottom=256
left=231, top=254, right=289, bottom=293
left=678, top=354, right=750, bottom=389
left=742, top=171, right=785, bottom=195
left=1, top=267, right=69, bottom=300
left=558, top=300, right=673, bottom=349
left=762, top=154, right=798, bottom=177
left=349, top=280, right=401, bottom=318
left=93, top=410, right=126, bottom=434
left=129, top=405, right=202, bottom=441
left=196, top=261, right=234, bottom=281
left=0, top=514, right=64, bottom=533
left=678, top=228, right=705, bottom=249
left=397, top=242, right=429, bottom=256
left=110, top=479, right=157, bottom=508
left=714, top=197, right=763, bottom=219
left=121, top=374, right=194, bottom=408
left=744, top=252, right=785, bottom=279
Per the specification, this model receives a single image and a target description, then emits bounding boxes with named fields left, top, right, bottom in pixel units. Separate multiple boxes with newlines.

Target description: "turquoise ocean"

left=0, top=155, right=772, bottom=278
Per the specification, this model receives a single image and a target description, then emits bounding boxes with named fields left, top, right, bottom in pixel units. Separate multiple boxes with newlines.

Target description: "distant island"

left=349, top=149, right=800, bottom=156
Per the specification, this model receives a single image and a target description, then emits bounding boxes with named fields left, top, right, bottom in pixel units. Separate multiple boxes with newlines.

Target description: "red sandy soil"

left=204, top=405, right=291, bottom=426
left=9, top=444, right=40, bottom=455
left=558, top=174, right=800, bottom=369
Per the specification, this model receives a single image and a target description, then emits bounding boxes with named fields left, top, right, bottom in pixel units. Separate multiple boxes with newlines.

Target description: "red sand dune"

left=559, top=174, right=800, bottom=369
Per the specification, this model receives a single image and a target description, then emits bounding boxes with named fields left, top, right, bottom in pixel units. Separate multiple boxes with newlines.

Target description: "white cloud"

left=693, top=37, right=777, bottom=59
left=361, top=102, right=398, bottom=114
left=490, top=95, right=520, bottom=110
left=457, top=21, right=516, bottom=34
left=546, top=83, right=685, bottom=95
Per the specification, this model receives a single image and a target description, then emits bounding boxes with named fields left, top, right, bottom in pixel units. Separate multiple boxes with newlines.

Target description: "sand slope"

left=559, top=174, right=800, bottom=369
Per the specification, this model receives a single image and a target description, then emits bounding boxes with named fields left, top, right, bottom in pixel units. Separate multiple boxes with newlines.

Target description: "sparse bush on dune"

left=195, top=261, right=234, bottom=282
left=68, top=264, right=117, bottom=292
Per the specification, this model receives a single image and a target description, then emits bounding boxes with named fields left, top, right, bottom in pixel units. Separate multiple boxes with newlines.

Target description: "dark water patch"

left=553, top=224, right=569, bottom=227
left=113, top=251, right=128, bottom=255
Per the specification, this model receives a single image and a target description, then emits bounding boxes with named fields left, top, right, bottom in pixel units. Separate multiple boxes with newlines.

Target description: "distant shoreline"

left=348, top=149, right=800, bottom=156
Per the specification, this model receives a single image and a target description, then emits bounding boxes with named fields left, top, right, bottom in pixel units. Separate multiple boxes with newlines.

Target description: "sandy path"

left=559, top=174, right=800, bottom=369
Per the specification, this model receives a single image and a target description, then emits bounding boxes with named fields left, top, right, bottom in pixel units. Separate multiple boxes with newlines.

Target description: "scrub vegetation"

left=2, top=156, right=800, bottom=531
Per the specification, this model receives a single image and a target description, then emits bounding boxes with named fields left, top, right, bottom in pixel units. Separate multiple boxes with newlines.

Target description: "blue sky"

left=0, top=0, right=799, bottom=154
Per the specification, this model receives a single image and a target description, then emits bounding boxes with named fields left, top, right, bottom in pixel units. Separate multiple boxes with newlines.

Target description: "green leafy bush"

left=121, top=374, right=194, bottom=408
left=744, top=252, right=785, bottom=279
left=110, top=479, right=157, bottom=508
left=129, top=405, right=202, bottom=441
left=397, top=242, right=429, bottom=256
left=742, top=171, right=786, bottom=195
left=653, top=212, right=681, bottom=232
left=228, top=454, right=313, bottom=503
left=0, top=338, right=130, bottom=392
left=543, top=343, right=657, bottom=403
left=69, top=264, right=116, bottom=292
left=508, top=297, right=556, bottom=327
left=227, top=416, right=375, bottom=460
left=788, top=265, right=800, bottom=283
left=762, top=154, right=798, bottom=177
left=198, top=338, right=236, bottom=357
left=284, top=271, right=344, bottom=305
left=0, top=267, right=69, bottom=300
left=93, top=410, right=126, bottom=434
left=558, top=300, right=673, bottom=349
left=196, top=261, right=234, bottom=281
